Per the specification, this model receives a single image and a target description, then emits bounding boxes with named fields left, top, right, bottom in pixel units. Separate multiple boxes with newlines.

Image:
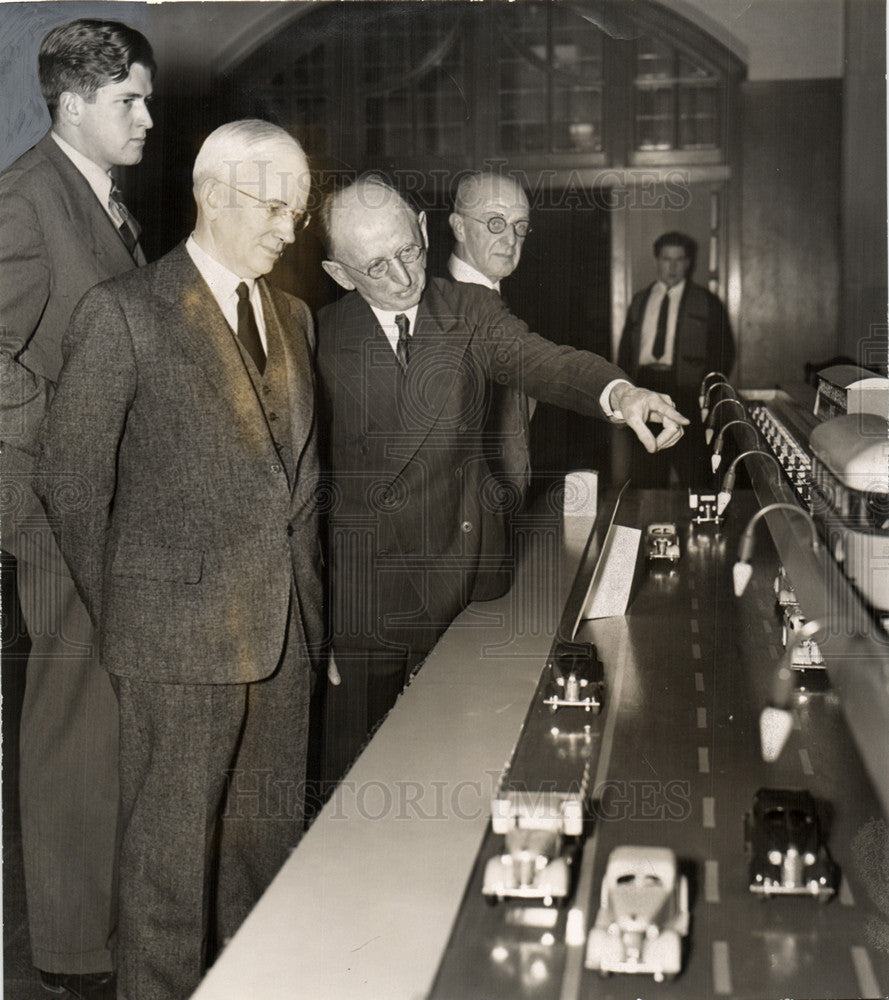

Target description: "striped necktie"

left=108, top=183, right=141, bottom=258
left=395, top=313, right=410, bottom=373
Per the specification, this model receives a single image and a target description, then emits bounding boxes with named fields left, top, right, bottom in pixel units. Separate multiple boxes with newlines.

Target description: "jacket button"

left=461, top=520, right=473, bottom=533
left=286, top=524, right=294, bottom=536
left=269, top=412, right=278, bottom=421
left=271, top=463, right=281, bottom=474
left=263, top=385, right=271, bottom=395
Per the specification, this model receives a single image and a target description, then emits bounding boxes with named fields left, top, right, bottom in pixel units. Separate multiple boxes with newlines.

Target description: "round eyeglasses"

left=462, top=214, right=531, bottom=238
left=332, top=243, right=425, bottom=280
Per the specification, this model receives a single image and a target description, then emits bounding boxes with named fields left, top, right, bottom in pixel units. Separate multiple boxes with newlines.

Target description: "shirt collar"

left=369, top=303, right=419, bottom=334
left=186, top=234, right=255, bottom=301
left=448, top=253, right=500, bottom=292
left=657, top=278, right=686, bottom=299
left=51, top=130, right=115, bottom=208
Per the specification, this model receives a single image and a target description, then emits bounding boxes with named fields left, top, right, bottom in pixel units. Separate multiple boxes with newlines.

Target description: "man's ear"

left=321, top=260, right=356, bottom=292
left=199, top=178, right=223, bottom=221
left=448, top=212, right=465, bottom=244
left=417, top=210, right=429, bottom=250
left=57, top=91, right=83, bottom=127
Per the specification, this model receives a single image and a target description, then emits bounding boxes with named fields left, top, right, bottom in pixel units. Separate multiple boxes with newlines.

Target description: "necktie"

left=651, top=290, right=669, bottom=362
left=395, top=313, right=410, bottom=373
left=236, top=282, right=267, bottom=375
left=108, top=183, right=141, bottom=258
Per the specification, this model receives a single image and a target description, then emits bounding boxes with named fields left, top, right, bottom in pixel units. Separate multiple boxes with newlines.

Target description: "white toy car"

left=482, top=827, right=572, bottom=906
left=645, top=523, right=680, bottom=563
left=585, top=846, right=689, bottom=982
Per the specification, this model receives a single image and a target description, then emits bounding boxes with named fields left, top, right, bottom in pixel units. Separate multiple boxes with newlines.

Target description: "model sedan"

left=585, top=846, right=689, bottom=982
left=645, top=523, right=681, bottom=563
left=482, top=827, right=572, bottom=907
left=745, top=788, right=838, bottom=900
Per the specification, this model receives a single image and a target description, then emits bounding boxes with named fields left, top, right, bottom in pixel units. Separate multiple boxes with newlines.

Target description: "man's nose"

left=388, top=258, right=412, bottom=286
left=275, top=214, right=297, bottom=244
left=136, top=101, right=153, bottom=130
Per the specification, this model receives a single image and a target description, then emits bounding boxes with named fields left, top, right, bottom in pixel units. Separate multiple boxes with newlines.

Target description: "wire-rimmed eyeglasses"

left=219, top=180, right=311, bottom=232
left=461, top=214, right=531, bottom=238
left=330, top=243, right=426, bottom=280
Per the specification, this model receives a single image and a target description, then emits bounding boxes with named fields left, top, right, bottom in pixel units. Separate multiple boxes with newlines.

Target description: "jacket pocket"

left=111, top=543, right=204, bottom=583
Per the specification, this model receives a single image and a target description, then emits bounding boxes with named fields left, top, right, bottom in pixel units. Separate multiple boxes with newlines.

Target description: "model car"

left=781, top=607, right=824, bottom=666
left=482, top=826, right=572, bottom=906
left=645, top=523, right=680, bottom=563
left=688, top=489, right=721, bottom=523
left=585, top=846, right=688, bottom=982
left=744, top=788, right=838, bottom=900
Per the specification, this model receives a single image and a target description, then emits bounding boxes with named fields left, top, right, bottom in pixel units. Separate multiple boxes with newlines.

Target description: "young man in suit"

left=38, top=120, right=324, bottom=1000
left=316, top=177, right=688, bottom=780
left=0, top=19, right=154, bottom=998
left=618, top=230, right=735, bottom=486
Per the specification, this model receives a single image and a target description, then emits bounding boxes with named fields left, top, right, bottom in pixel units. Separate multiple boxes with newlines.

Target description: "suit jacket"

left=37, top=243, right=325, bottom=684
left=316, top=276, right=625, bottom=658
left=618, top=280, right=734, bottom=391
left=0, top=132, right=142, bottom=563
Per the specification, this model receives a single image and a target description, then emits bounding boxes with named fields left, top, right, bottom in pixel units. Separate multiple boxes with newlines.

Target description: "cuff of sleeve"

left=600, top=378, right=632, bottom=422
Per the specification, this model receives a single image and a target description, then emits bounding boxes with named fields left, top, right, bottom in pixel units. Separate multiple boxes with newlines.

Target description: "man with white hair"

left=38, top=119, right=323, bottom=1000
left=316, top=176, right=687, bottom=780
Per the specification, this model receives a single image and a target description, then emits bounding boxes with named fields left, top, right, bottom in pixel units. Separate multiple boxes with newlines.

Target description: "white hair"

left=192, top=119, right=306, bottom=191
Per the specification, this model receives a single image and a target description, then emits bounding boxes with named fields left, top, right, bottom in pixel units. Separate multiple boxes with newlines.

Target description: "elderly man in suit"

left=38, top=120, right=324, bottom=1000
left=618, top=230, right=735, bottom=486
left=0, top=19, right=153, bottom=996
left=316, top=177, right=687, bottom=780
left=447, top=171, right=535, bottom=574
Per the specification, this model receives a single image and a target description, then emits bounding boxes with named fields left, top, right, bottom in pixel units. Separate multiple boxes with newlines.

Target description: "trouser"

left=321, top=646, right=425, bottom=786
left=113, top=601, right=311, bottom=1000
left=17, top=556, right=118, bottom=974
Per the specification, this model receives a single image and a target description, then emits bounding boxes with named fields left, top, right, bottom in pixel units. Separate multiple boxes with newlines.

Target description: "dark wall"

left=739, top=79, right=843, bottom=388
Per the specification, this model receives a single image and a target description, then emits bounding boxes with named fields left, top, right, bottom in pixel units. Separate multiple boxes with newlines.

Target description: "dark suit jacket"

left=316, top=276, right=625, bottom=659
left=37, top=243, right=325, bottom=684
left=0, top=132, right=141, bottom=565
left=618, top=280, right=734, bottom=391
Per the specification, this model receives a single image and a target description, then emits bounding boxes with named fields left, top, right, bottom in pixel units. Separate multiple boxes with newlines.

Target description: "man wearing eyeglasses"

left=447, top=171, right=536, bottom=598
left=315, top=177, right=687, bottom=782
left=37, top=120, right=324, bottom=1000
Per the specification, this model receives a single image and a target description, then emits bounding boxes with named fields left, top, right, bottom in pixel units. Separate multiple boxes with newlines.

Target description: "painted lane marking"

left=851, top=945, right=883, bottom=999
left=695, top=672, right=705, bottom=692
left=704, top=859, right=720, bottom=902
left=698, top=747, right=710, bottom=773
left=691, top=597, right=699, bottom=611
left=703, top=796, right=716, bottom=828
left=691, top=643, right=702, bottom=660
left=839, top=877, right=856, bottom=906
left=799, top=748, right=814, bottom=776
left=697, top=707, right=707, bottom=729
left=690, top=619, right=700, bottom=634
left=712, top=941, right=732, bottom=995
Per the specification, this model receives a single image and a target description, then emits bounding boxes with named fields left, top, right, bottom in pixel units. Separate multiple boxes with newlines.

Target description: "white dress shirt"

left=185, top=235, right=268, bottom=352
left=639, top=279, right=685, bottom=367
left=51, top=131, right=118, bottom=225
left=370, top=304, right=419, bottom=356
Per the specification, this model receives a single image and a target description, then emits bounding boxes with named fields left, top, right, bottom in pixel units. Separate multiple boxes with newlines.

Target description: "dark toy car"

left=744, top=788, right=838, bottom=900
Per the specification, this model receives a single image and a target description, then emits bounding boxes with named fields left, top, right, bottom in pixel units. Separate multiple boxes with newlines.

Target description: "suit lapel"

left=154, top=245, right=280, bottom=458
left=39, top=135, right=141, bottom=270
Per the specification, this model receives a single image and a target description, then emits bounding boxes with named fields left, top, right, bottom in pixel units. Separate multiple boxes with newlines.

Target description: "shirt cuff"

left=599, top=379, right=632, bottom=422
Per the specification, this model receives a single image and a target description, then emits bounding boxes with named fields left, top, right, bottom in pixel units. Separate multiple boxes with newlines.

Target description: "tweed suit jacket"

left=37, top=243, right=325, bottom=684
left=316, top=276, right=625, bottom=658
left=618, top=280, right=735, bottom=391
left=0, top=132, right=142, bottom=564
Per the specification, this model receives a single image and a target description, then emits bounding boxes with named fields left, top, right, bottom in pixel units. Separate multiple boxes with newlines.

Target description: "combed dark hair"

left=653, top=231, right=697, bottom=259
left=38, top=19, right=155, bottom=117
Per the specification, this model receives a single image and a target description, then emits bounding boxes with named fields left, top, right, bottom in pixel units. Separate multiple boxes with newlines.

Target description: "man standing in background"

left=0, top=19, right=154, bottom=998
left=448, top=171, right=535, bottom=521
left=618, top=230, right=734, bottom=486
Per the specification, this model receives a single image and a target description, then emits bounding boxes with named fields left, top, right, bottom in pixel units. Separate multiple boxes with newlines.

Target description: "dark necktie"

left=236, top=282, right=267, bottom=375
left=395, top=313, right=410, bottom=373
left=651, top=290, right=670, bottom=362
left=108, top=183, right=141, bottom=258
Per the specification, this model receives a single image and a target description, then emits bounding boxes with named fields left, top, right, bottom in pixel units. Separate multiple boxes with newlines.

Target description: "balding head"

left=450, top=172, right=530, bottom=284
left=321, top=178, right=428, bottom=311
left=191, top=120, right=310, bottom=279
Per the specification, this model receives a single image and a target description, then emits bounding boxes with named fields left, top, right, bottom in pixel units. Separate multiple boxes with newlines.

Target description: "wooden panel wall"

left=739, top=79, right=843, bottom=388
